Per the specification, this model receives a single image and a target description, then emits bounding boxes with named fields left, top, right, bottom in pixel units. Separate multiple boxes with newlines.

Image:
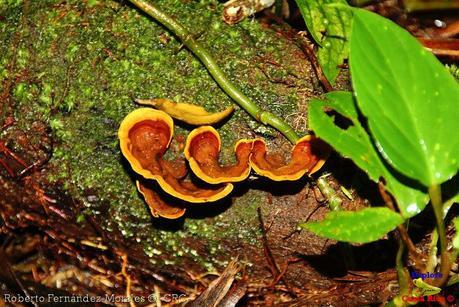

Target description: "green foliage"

left=38, top=83, right=53, bottom=107
left=0, top=0, right=22, bottom=8
left=300, top=207, right=404, bottom=243
left=453, top=218, right=459, bottom=249
left=350, top=9, right=459, bottom=187
left=446, top=64, right=459, bottom=81
left=295, top=0, right=352, bottom=84
left=305, top=9, right=459, bottom=244
left=309, top=91, right=428, bottom=218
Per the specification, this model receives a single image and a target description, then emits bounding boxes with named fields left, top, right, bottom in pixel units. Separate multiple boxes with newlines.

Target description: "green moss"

left=1, top=0, right=311, bottom=271
left=447, top=64, right=459, bottom=81
left=0, top=0, right=23, bottom=9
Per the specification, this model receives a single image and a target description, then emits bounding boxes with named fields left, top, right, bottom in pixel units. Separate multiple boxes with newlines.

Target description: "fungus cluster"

left=119, top=107, right=330, bottom=219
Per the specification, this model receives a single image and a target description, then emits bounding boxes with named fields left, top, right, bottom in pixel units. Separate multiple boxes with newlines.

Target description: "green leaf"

left=350, top=9, right=459, bottom=187
left=295, top=0, right=352, bottom=83
left=412, top=278, right=441, bottom=296
left=453, top=217, right=459, bottom=249
left=300, top=207, right=404, bottom=243
left=309, top=91, right=428, bottom=217
left=450, top=193, right=459, bottom=205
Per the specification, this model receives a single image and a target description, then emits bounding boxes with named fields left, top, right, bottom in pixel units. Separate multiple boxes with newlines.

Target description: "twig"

left=257, top=207, right=280, bottom=277
left=418, top=38, right=459, bottom=60
left=269, top=257, right=302, bottom=288
left=0, top=248, right=40, bottom=307
left=257, top=207, right=296, bottom=297
left=127, top=0, right=300, bottom=143
left=154, top=285, right=162, bottom=307
left=190, top=259, right=242, bottom=307
left=118, top=253, right=135, bottom=307
left=433, top=20, right=459, bottom=38
left=296, top=33, right=334, bottom=92
left=0, top=141, right=30, bottom=177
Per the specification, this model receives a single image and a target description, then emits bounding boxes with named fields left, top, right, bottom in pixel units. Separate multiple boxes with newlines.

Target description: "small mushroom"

left=184, top=126, right=253, bottom=184
left=250, top=135, right=330, bottom=181
left=136, top=98, right=234, bottom=126
left=136, top=180, right=186, bottom=219
left=119, top=108, right=233, bottom=203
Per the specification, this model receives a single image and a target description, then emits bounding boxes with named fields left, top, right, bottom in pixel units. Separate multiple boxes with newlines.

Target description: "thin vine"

left=127, top=0, right=300, bottom=144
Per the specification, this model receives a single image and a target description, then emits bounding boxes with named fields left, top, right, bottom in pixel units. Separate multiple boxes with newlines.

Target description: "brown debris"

left=189, top=259, right=244, bottom=307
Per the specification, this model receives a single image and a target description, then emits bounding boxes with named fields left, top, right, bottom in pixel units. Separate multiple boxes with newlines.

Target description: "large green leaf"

left=301, top=207, right=404, bottom=243
left=350, top=9, right=459, bottom=187
left=309, top=91, right=428, bottom=217
left=295, top=0, right=352, bottom=84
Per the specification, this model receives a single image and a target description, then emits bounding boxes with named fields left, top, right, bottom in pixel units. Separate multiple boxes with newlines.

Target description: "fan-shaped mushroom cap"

left=136, top=181, right=186, bottom=219
left=250, top=135, right=330, bottom=181
left=119, top=108, right=233, bottom=203
left=184, top=126, right=253, bottom=184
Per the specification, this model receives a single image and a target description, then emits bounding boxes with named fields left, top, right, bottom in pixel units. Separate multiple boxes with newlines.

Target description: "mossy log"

left=0, top=0, right=397, bottom=305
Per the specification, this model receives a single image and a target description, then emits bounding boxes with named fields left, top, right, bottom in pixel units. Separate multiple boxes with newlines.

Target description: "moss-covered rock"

left=0, top=0, right=323, bottom=273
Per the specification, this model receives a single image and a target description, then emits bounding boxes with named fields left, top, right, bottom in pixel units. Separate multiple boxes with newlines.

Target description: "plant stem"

left=394, top=236, right=409, bottom=307
left=428, top=184, right=450, bottom=287
left=426, top=228, right=438, bottom=273
left=317, top=176, right=342, bottom=211
left=378, top=182, right=425, bottom=271
left=127, top=0, right=300, bottom=144
left=316, top=176, right=357, bottom=270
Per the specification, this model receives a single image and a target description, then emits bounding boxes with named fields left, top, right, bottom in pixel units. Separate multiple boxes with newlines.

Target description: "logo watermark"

left=402, top=294, right=455, bottom=304
left=410, top=271, right=443, bottom=280
left=3, top=293, right=187, bottom=304
left=403, top=275, right=458, bottom=304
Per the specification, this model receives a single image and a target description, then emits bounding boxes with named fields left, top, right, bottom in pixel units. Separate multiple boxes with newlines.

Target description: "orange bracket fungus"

left=249, top=135, right=331, bottom=181
left=136, top=98, right=234, bottom=126
left=119, top=107, right=330, bottom=218
left=118, top=108, right=233, bottom=203
left=184, top=126, right=254, bottom=184
left=136, top=180, right=186, bottom=219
